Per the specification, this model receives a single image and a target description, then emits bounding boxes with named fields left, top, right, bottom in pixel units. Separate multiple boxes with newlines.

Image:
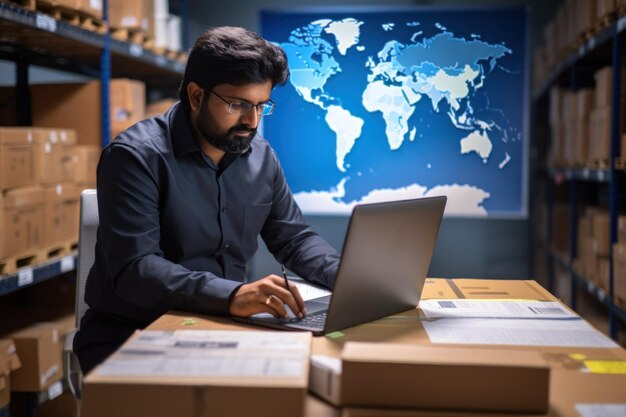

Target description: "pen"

left=281, top=264, right=290, bottom=291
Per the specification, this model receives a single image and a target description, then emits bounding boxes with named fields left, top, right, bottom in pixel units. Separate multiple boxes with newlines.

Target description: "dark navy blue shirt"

left=82, top=102, right=340, bottom=329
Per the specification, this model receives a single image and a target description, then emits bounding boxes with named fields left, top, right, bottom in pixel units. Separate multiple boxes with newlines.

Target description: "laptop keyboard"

left=289, top=310, right=327, bottom=327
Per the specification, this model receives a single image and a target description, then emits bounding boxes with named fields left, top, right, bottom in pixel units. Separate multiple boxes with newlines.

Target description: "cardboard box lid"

left=0, top=127, right=36, bottom=145
left=86, top=330, right=311, bottom=388
left=10, top=322, right=60, bottom=344
left=3, top=186, right=45, bottom=209
left=341, top=342, right=549, bottom=369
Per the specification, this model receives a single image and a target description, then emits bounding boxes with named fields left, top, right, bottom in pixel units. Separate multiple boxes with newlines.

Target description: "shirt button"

left=222, top=207, right=227, bottom=213
left=224, top=243, right=230, bottom=249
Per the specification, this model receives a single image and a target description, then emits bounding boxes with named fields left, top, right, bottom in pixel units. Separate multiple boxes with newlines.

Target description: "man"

left=74, top=27, right=340, bottom=374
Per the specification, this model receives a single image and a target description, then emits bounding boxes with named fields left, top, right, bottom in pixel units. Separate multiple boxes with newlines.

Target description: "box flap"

left=43, top=183, right=81, bottom=202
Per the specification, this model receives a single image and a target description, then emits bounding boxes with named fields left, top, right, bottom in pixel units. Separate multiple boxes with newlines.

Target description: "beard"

left=195, top=98, right=256, bottom=154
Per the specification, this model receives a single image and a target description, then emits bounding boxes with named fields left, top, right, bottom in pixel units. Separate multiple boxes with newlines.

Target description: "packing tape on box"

left=583, top=360, right=626, bottom=375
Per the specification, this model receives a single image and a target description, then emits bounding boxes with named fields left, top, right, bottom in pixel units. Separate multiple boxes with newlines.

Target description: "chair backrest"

left=75, top=189, right=98, bottom=328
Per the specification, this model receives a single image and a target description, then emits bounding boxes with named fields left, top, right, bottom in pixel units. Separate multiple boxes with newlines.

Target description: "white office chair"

left=64, top=189, right=98, bottom=401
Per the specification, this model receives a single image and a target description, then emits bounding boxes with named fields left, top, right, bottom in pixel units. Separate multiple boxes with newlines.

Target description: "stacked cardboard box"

left=613, top=215, right=626, bottom=305
left=0, top=127, right=95, bottom=261
left=588, top=66, right=622, bottom=163
left=597, top=0, right=618, bottom=20
left=577, top=207, right=610, bottom=284
left=0, top=339, right=21, bottom=410
left=146, top=98, right=176, bottom=118
left=55, top=0, right=103, bottom=20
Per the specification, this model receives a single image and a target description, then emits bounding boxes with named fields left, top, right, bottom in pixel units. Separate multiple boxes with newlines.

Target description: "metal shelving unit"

left=0, top=1, right=188, bottom=415
left=534, top=13, right=626, bottom=340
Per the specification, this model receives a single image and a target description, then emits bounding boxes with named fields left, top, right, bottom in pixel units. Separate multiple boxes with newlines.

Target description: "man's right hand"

left=228, top=275, right=306, bottom=319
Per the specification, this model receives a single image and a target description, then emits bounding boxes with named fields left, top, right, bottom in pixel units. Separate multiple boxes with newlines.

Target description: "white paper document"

left=96, top=330, right=309, bottom=378
left=576, top=404, right=626, bottom=417
left=292, top=280, right=332, bottom=301
left=422, top=318, right=618, bottom=348
left=419, top=299, right=577, bottom=319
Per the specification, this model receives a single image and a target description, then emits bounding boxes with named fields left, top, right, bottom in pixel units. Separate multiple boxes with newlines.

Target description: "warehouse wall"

left=185, top=0, right=557, bottom=280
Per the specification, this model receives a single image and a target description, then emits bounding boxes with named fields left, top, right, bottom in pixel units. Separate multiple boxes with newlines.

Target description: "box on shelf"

left=167, top=15, right=182, bottom=52
left=35, top=128, right=78, bottom=185
left=578, top=234, right=597, bottom=279
left=9, top=323, right=62, bottom=392
left=576, top=0, right=597, bottom=37
left=110, top=79, right=146, bottom=139
left=109, top=0, right=155, bottom=38
left=597, top=0, right=618, bottom=19
left=592, top=211, right=610, bottom=256
left=31, top=80, right=146, bottom=146
left=588, top=106, right=611, bottom=163
left=31, top=81, right=101, bottom=146
left=79, top=0, right=103, bottom=20
left=0, top=339, right=21, bottom=409
left=62, top=145, right=101, bottom=184
left=43, top=183, right=81, bottom=247
left=1, top=186, right=45, bottom=259
left=618, top=214, right=626, bottom=243
left=0, top=128, right=38, bottom=191
left=614, top=243, right=626, bottom=304
left=597, top=256, right=610, bottom=290
left=339, top=343, right=550, bottom=413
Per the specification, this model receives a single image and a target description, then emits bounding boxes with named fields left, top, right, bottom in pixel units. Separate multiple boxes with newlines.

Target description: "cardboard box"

left=592, top=211, right=610, bottom=256
left=110, top=79, right=146, bottom=139
left=31, top=81, right=102, bottom=146
left=43, top=183, right=81, bottom=246
left=0, top=339, right=21, bottom=408
left=597, top=256, right=610, bottom=290
left=109, top=0, right=155, bottom=38
left=0, top=128, right=38, bottom=191
left=614, top=243, right=626, bottom=304
left=1, top=186, right=45, bottom=259
left=10, top=323, right=62, bottom=392
left=79, top=0, right=103, bottom=20
left=619, top=214, right=626, bottom=244
left=578, top=234, right=598, bottom=279
left=35, top=128, right=78, bottom=185
left=82, top=330, right=311, bottom=417
left=63, top=145, right=100, bottom=184
left=577, top=0, right=597, bottom=36
left=340, top=342, right=550, bottom=413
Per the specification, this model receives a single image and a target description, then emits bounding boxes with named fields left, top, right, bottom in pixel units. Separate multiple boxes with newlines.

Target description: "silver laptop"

left=233, top=196, right=446, bottom=336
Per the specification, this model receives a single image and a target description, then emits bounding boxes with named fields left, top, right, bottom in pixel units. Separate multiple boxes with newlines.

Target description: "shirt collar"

left=170, top=101, right=253, bottom=159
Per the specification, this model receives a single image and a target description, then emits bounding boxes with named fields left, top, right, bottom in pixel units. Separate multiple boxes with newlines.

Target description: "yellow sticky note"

left=326, top=331, right=344, bottom=339
left=569, top=353, right=586, bottom=361
left=583, top=360, right=626, bottom=374
left=181, top=318, right=198, bottom=326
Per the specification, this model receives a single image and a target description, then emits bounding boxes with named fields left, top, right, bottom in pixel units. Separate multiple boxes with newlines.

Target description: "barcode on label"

left=528, top=307, right=565, bottom=315
left=438, top=301, right=457, bottom=308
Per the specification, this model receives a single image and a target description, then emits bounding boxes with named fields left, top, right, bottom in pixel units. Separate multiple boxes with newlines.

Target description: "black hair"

left=179, top=26, right=290, bottom=110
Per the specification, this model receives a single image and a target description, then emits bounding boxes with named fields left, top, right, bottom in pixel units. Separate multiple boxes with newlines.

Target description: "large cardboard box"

left=592, top=210, right=610, bottom=256
left=10, top=323, right=62, bottom=392
left=339, top=343, right=550, bottom=413
left=1, top=186, right=45, bottom=259
left=43, top=183, right=81, bottom=246
left=82, top=330, right=310, bottom=417
left=588, top=106, right=611, bottom=162
left=0, top=339, right=21, bottom=408
left=31, top=80, right=145, bottom=146
left=31, top=81, right=102, bottom=146
left=146, top=99, right=176, bottom=118
left=62, top=145, right=100, bottom=184
left=110, top=79, right=146, bottom=139
left=0, top=128, right=38, bottom=191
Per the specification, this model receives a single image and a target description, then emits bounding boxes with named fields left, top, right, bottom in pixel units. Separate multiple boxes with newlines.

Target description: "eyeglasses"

left=210, top=90, right=275, bottom=116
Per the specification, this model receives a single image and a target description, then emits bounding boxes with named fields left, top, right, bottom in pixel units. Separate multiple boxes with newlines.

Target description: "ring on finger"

left=265, top=295, right=275, bottom=306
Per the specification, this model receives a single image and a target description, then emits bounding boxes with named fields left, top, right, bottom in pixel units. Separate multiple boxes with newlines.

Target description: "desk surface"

left=144, top=279, right=626, bottom=417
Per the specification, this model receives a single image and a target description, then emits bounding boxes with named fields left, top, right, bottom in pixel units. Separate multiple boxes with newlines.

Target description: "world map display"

left=261, top=8, right=527, bottom=216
